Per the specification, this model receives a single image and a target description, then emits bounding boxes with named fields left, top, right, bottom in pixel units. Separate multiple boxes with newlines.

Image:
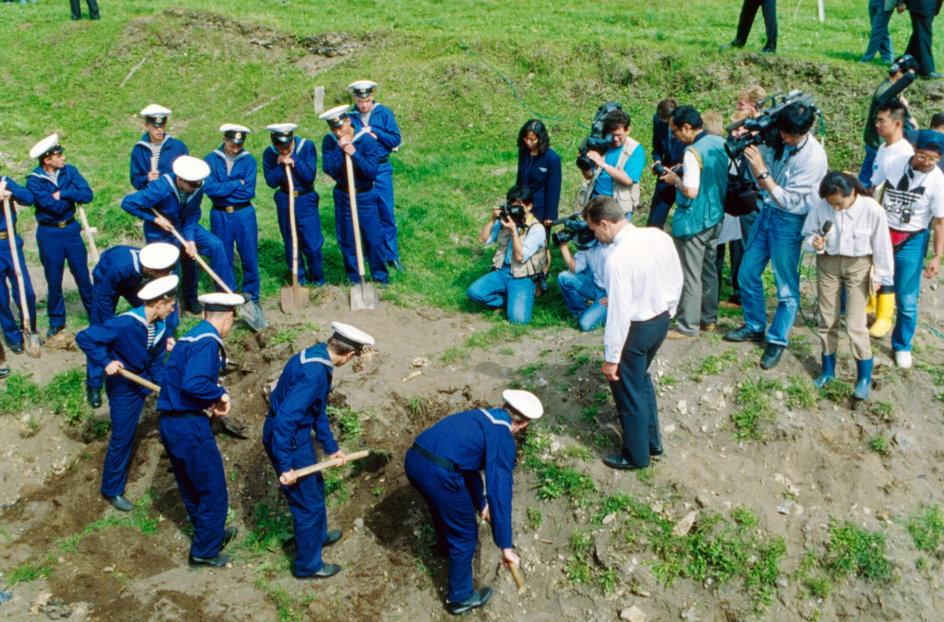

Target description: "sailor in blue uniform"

left=404, top=390, right=543, bottom=616
left=262, top=123, right=324, bottom=286
left=319, top=105, right=389, bottom=285
left=121, top=155, right=237, bottom=315
left=157, top=292, right=243, bottom=568
left=26, top=134, right=94, bottom=337
left=0, top=174, right=37, bottom=359
left=263, top=321, right=375, bottom=579
left=204, top=124, right=260, bottom=302
left=76, top=275, right=177, bottom=512
left=348, top=80, right=403, bottom=271
left=85, top=242, right=179, bottom=408
left=130, top=104, right=190, bottom=190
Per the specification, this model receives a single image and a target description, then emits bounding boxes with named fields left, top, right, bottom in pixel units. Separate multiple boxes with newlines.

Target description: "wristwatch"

left=758, top=171, right=771, bottom=181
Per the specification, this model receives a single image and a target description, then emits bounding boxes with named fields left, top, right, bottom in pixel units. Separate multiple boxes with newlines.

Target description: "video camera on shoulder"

left=551, top=213, right=596, bottom=249
left=576, top=101, right=623, bottom=172
left=724, top=90, right=819, bottom=160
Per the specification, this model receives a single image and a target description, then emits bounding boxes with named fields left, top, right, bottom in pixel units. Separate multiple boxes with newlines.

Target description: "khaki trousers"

left=816, top=254, right=873, bottom=360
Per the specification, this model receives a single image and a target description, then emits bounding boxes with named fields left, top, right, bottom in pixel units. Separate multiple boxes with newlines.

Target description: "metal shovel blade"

left=280, top=284, right=310, bottom=313
left=350, top=282, right=378, bottom=311
left=238, top=300, right=268, bottom=331
left=24, top=332, right=41, bottom=359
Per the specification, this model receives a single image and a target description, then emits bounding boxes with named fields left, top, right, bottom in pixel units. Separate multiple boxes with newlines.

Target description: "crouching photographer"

left=554, top=214, right=612, bottom=331
left=466, top=185, right=548, bottom=325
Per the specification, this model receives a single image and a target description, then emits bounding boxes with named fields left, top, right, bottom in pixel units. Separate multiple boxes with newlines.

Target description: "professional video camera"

left=724, top=90, right=819, bottom=160
left=551, top=213, right=596, bottom=249
left=576, top=101, right=623, bottom=172
left=498, top=202, right=526, bottom=225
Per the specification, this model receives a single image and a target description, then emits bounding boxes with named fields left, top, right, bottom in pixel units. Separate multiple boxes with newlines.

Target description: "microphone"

left=816, top=221, right=833, bottom=254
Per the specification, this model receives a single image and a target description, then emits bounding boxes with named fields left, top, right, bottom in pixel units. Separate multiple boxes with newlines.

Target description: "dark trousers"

left=608, top=311, right=669, bottom=468
left=0, top=237, right=37, bottom=347
left=210, top=206, right=260, bottom=302
left=646, top=181, right=676, bottom=229
left=716, top=239, right=744, bottom=298
left=275, top=192, right=324, bottom=286
left=906, top=12, right=936, bottom=75
left=100, top=375, right=150, bottom=497
left=333, top=187, right=389, bottom=284
left=70, top=0, right=100, bottom=19
left=36, top=223, right=93, bottom=329
left=735, top=0, right=778, bottom=50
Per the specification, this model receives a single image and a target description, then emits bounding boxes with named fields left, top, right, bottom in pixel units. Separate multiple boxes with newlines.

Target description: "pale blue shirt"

left=485, top=220, right=546, bottom=264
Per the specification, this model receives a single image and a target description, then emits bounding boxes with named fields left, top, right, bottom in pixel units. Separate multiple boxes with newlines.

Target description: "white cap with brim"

left=319, top=105, right=350, bottom=128
left=265, top=123, right=298, bottom=134
left=140, top=104, right=172, bottom=118
left=199, top=292, right=245, bottom=311
left=140, top=242, right=180, bottom=271
left=29, top=134, right=61, bottom=160
left=220, top=124, right=251, bottom=145
left=330, top=321, right=375, bottom=350
left=138, top=274, right=179, bottom=302
left=348, top=80, right=378, bottom=97
left=503, top=389, right=544, bottom=420
left=172, top=155, right=210, bottom=182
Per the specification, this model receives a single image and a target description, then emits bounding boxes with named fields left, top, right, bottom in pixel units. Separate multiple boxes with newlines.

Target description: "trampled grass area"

left=0, top=0, right=929, bottom=324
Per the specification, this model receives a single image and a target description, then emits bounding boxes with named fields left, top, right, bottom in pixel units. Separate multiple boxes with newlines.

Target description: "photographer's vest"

left=491, top=220, right=549, bottom=278
left=672, top=134, right=728, bottom=240
left=576, top=139, right=642, bottom=213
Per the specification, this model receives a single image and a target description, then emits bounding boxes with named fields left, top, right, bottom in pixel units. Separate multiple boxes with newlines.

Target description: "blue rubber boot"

left=815, top=353, right=836, bottom=388
left=853, top=358, right=873, bottom=400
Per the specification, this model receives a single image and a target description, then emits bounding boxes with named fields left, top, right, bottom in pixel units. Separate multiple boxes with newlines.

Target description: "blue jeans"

left=737, top=207, right=805, bottom=346
left=557, top=269, right=607, bottom=331
left=891, top=229, right=930, bottom=352
left=859, top=144, right=878, bottom=187
left=466, top=265, right=536, bottom=324
left=863, top=0, right=894, bottom=62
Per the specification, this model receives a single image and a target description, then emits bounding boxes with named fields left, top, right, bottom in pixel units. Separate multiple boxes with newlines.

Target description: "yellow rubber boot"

left=869, top=292, right=895, bottom=338
left=865, top=293, right=876, bottom=317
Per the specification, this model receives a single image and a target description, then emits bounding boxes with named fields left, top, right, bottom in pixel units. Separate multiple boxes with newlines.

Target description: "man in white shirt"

left=870, top=100, right=915, bottom=190
left=583, top=196, right=683, bottom=470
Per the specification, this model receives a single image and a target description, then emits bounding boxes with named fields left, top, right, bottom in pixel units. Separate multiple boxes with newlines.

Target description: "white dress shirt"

left=603, top=225, right=683, bottom=363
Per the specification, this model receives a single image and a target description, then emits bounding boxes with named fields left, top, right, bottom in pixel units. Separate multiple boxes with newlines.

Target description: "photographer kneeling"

left=467, top=185, right=548, bottom=325
left=555, top=215, right=612, bottom=331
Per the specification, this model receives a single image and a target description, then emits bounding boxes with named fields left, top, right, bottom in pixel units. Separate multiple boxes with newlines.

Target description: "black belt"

left=379, top=156, right=389, bottom=164
left=38, top=217, right=75, bottom=229
left=410, top=442, right=459, bottom=473
left=212, top=202, right=252, bottom=213
left=336, top=182, right=374, bottom=193
left=158, top=410, right=205, bottom=419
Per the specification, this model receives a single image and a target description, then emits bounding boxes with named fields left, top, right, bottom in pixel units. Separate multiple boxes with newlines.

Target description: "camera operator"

left=647, top=98, right=685, bottom=229
left=871, top=100, right=914, bottom=190
left=723, top=101, right=828, bottom=370
left=657, top=106, right=728, bottom=339
left=859, top=54, right=918, bottom=186
left=556, top=223, right=612, bottom=332
left=583, top=109, right=646, bottom=216
left=870, top=129, right=944, bottom=368
left=466, top=185, right=548, bottom=325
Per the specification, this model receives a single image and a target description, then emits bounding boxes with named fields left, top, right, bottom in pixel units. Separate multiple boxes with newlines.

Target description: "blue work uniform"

left=0, top=177, right=37, bottom=346
left=86, top=246, right=179, bottom=389
left=204, top=147, right=260, bottom=302
left=121, top=174, right=236, bottom=305
left=262, top=137, right=324, bottom=286
left=262, top=343, right=339, bottom=576
left=76, top=307, right=167, bottom=498
left=26, top=164, right=94, bottom=329
left=404, top=408, right=518, bottom=603
left=321, top=131, right=388, bottom=284
left=129, top=135, right=189, bottom=190
left=156, top=320, right=229, bottom=560
left=350, top=103, right=402, bottom=263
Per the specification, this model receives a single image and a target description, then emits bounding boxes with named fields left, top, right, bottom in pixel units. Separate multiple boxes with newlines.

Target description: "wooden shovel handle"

left=150, top=208, right=234, bottom=294
left=293, top=449, right=371, bottom=480
left=285, top=164, right=299, bottom=291
left=509, top=562, right=526, bottom=594
left=344, top=154, right=367, bottom=280
left=117, top=367, right=160, bottom=392
left=1, top=195, right=33, bottom=336
left=78, top=205, right=100, bottom=264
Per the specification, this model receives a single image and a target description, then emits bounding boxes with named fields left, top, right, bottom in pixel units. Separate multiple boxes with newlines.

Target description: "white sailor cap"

left=198, top=292, right=245, bottom=312
left=319, top=105, right=350, bottom=128
left=266, top=123, right=297, bottom=145
left=502, top=389, right=544, bottom=420
left=220, top=123, right=251, bottom=145
left=29, top=134, right=62, bottom=160
left=330, top=321, right=375, bottom=352
left=348, top=80, right=378, bottom=98
left=140, top=104, right=172, bottom=126
left=138, top=275, right=179, bottom=302
left=139, top=242, right=180, bottom=271
left=172, top=155, right=210, bottom=182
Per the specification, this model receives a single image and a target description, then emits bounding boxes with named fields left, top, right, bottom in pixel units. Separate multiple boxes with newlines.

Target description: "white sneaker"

left=895, top=350, right=913, bottom=369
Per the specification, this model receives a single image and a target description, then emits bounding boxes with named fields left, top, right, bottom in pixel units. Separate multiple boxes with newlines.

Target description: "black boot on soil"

left=46, top=325, right=64, bottom=339
left=603, top=453, right=645, bottom=471
left=104, top=494, right=134, bottom=512
left=294, top=564, right=342, bottom=579
left=323, top=529, right=343, bottom=548
left=188, top=553, right=231, bottom=568
left=0, top=366, right=10, bottom=380
left=447, top=587, right=493, bottom=616
left=87, top=385, right=103, bottom=408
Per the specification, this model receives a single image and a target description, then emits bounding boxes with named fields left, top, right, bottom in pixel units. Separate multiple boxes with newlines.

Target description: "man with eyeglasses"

left=583, top=108, right=646, bottom=217
left=870, top=129, right=944, bottom=368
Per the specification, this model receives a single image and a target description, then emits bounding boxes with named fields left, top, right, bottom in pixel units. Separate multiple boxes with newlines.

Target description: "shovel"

left=77, top=204, right=100, bottom=264
left=1, top=194, right=40, bottom=358
left=279, top=164, right=310, bottom=312
left=150, top=209, right=268, bottom=331
left=344, top=154, right=378, bottom=310
left=291, top=449, right=372, bottom=481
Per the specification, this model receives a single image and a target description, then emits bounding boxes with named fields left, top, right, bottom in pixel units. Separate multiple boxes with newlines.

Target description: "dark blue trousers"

left=404, top=449, right=478, bottom=603
left=210, top=207, right=260, bottom=302
left=262, top=417, right=329, bottom=576
left=375, top=161, right=400, bottom=263
left=100, top=374, right=150, bottom=497
left=158, top=414, right=229, bottom=558
left=0, top=237, right=37, bottom=347
left=275, top=193, right=324, bottom=286
left=333, top=187, right=388, bottom=284
left=646, top=181, right=676, bottom=230
left=145, top=224, right=236, bottom=304
left=608, top=311, right=668, bottom=468
left=36, top=222, right=93, bottom=328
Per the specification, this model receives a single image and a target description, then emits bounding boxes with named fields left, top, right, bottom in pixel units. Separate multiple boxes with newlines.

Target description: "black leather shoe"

left=87, top=385, right=103, bottom=409
left=0, top=366, right=10, bottom=380
left=8, top=342, right=23, bottom=355
left=920, top=71, right=943, bottom=80
left=184, top=300, right=203, bottom=315
left=602, top=453, right=645, bottom=470
left=650, top=446, right=664, bottom=457
left=720, top=39, right=745, bottom=50
left=447, top=587, right=493, bottom=616
left=221, top=527, right=237, bottom=551
left=104, top=494, right=134, bottom=512
left=46, top=325, right=64, bottom=339
left=760, top=343, right=785, bottom=370
left=323, top=529, right=343, bottom=548
left=188, top=553, right=231, bottom=568
left=760, top=47, right=776, bottom=55
left=724, top=325, right=765, bottom=343
left=295, top=563, right=342, bottom=579
left=387, top=260, right=407, bottom=273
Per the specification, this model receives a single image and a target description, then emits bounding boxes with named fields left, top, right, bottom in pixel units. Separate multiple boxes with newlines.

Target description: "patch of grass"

left=499, top=347, right=515, bottom=356
left=86, top=490, right=160, bottom=535
left=914, top=362, right=944, bottom=386
left=518, top=362, right=544, bottom=378
left=562, top=445, right=592, bottom=461
left=871, top=400, right=895, bottom=422
left=526, top=507, right=543, bottom=531
left=799, top=520, right=893, bottom=595
left=870, top=435, right=889, bottom=455
left=406, top=395, right=430, bottom=418
left=906, top=505, right=944, bottom=554
left=659, top=374, right=679, bottom=389
left=465, top=323, right=529, bottom=349
left=270, top=326, right=300, bottom=347
left=323, top=466, right=351, bottom=507
left=6, top=554, right=55, bottom=585
left=441, top=345, right=470, bottom=364
left=0, top=372, right=42, bottom=415
left=565, top=530, right=594, bottom=584
left=693, top=349, right=738, bottom=378
left=244, top=502, right=294, bottom=553
left=785, top=375, right=817, bottom=409
left=327, top=405, right=365, bottom=443
left=531, top=461, right=596, bottom=504
left=254, top=577, right=316, bottom=622
left=820, top=378, right=854, bottom=402
left=731, top=377, right=781, bottom=440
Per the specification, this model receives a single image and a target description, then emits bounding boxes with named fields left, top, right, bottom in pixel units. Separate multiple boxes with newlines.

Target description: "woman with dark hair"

left=516, top=120, right=561, bottom=224
left=801, top=170, right=894, bottom=400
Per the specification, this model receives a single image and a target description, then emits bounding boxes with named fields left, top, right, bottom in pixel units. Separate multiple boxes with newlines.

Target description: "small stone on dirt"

left=672, top=511, right=698, bottom=537
left=620, top=605, right=647, bottom=622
